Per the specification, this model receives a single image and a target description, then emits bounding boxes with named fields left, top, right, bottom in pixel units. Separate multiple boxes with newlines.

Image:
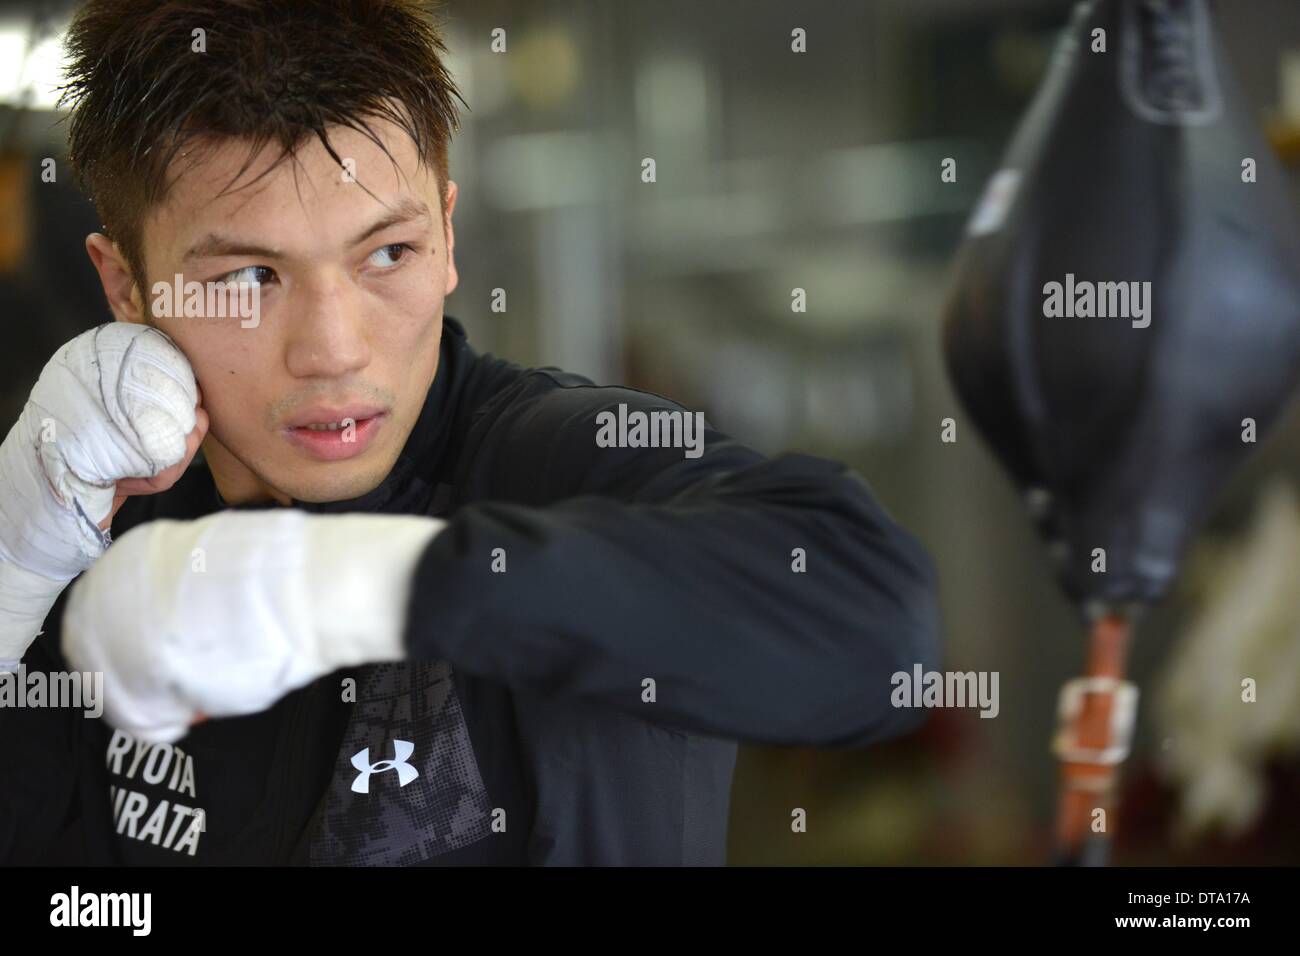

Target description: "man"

left=0, top=0, right=940, bottom=865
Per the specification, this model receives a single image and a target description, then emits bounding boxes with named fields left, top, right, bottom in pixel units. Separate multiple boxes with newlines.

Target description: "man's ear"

left=442, top=180, right=459, bottom=297
left=85, top=233, right=145, bottom=324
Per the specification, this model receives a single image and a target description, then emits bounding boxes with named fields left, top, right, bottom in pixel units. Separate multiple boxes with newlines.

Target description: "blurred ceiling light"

left=634, top=53, right=709, bottom=155
left=759, top=250, right=948, bottom=332
left=1282, top=50, right=1300, bottom=125
left=509, top=25, right=580, bottom=111
left=446, top=27, right=509, bottom=118
left=0, top=17, right=70, bottom=110
left=812, top=139, right=980, bottom=225
left=484, top=129, right=612, bottom=211
left=637, top=190, right=781, bottom=245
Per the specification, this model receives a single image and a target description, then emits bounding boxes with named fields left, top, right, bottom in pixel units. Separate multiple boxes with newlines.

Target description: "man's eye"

left=220, top=265, right=276, bottom=286
left=368, top=243, right=413, bottom=269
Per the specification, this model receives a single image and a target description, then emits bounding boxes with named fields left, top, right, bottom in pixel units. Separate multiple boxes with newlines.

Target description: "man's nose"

left=284, top=273, right=371, bottom=379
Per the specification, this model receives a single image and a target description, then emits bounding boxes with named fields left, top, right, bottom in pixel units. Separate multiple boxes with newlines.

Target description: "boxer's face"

left=87, top=116, right=458, bottom=505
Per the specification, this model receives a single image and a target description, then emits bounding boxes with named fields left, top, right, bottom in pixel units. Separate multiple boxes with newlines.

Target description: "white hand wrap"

left=0, top=323, right=197, bottom=670
left=62, top=510, right=445, bottom=743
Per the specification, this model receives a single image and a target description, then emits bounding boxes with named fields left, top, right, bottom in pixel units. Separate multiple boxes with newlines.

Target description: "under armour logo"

left=351, top=740, right=419, bottom=794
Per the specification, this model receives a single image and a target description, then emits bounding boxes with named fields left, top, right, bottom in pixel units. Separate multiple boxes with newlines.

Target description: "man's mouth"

left=283, top=405, right=388, bottom=461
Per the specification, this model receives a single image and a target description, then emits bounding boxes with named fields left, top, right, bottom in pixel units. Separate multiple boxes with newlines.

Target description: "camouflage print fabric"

left=308, top=660, right=492, bottom=865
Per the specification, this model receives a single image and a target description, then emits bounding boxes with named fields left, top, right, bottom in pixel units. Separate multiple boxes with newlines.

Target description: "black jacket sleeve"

left=0, top=601, right=89, bottom=864
left=403, top=370, right=942, bottom=748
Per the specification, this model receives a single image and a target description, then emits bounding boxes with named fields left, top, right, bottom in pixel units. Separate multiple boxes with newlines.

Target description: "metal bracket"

left=1051, top=677, right=1140, bottom=766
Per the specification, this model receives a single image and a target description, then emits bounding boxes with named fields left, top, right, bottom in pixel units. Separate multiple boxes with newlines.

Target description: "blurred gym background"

left=2, top=0, right=1298, bottom=864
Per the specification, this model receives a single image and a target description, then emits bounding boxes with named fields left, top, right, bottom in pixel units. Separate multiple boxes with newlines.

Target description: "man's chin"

left=275, top=461, right=393, bottom=504
left=203, top=431, right=402, bottom=506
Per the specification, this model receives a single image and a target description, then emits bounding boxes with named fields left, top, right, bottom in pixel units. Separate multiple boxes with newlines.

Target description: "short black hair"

left=59, top=0, right=467, bottom=286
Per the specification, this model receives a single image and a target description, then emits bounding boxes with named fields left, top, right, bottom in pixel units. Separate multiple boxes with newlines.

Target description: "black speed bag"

left=942, top=0, right=1300, bottom=607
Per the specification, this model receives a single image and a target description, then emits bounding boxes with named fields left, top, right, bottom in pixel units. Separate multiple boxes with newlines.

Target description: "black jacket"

left=0, top=316, right=941, bottom=865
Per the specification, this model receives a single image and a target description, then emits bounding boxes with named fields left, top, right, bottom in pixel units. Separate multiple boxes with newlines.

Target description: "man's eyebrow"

left=181, top=198, right=434, bottom=262
left=348, top=197, right=433, bottom=248
left=182, top=235, right=283, bottom=262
